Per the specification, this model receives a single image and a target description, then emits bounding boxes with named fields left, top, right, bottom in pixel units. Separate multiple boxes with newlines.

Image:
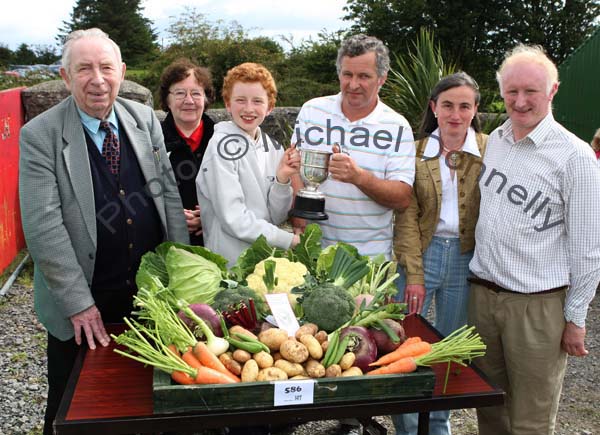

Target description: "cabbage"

left=165, top=246, right=223, bottom=304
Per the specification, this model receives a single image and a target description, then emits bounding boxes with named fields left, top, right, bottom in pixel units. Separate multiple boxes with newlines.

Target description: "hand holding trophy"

left=289, top=141, right=331, bottom=220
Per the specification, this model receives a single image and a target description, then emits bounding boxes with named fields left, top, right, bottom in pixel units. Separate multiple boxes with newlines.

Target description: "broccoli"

left=211, top=284, right=267, bottom=317
left=301, top=283, right=356, bottom=332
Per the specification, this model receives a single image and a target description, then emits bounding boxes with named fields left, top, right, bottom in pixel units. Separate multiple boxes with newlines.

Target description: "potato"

left=314, top=330, right=328, bottom=343
left=258, top=328, right=289, bottom=352
left=339, top=352, right=356, bottom=371
left=295, top=323, right=318, bottom=339
left=305, top=359, right=326, bottom=378
left=272, top=352, right=283, bottom=362
left=257, top=367, right=288, bottom=381
left=341, top=367, right=363, bottom=377
left=290, top=375, right=311, bottom=380
left=232, top=349, right=252, bottom=364
left=321, top=340, right=329, bottom=353
left=279, top=339, right=309, bottom=363
left=274, top=360, right=306, bottom=377
left=219, top=352, right=242, bottom=376
left=299, top=334, right=323, bottom=360
left=230, top=325, right=257, bottom=340
left=253, top=351, right=274, bottom=369
left=325, top=364, right=342, bottom=378
left=241, top=359, right=259, bottom=382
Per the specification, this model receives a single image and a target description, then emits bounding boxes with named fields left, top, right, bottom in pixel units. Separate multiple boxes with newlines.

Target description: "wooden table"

left=54, top=315, right=503, bottom=435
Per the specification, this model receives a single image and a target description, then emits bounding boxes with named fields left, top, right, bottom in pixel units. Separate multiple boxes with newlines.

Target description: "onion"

left=354, top=294, right=374, bottom=311
left=177, top=303, right=223, bottom=338
left=369, top=319, right=406, bottom=354
left=339, top=326, right=378, bottom=372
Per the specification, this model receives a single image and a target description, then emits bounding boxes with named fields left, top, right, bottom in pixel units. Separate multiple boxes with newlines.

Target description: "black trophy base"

left=289, top=195, right=328, bottom=220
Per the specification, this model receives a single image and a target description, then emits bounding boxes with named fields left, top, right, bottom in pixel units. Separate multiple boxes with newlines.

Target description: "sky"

left=0, top=0, right=349, bottom=52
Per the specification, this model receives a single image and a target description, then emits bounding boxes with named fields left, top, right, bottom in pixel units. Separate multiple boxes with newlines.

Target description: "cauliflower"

left=246, top=257, right=308, bottom=307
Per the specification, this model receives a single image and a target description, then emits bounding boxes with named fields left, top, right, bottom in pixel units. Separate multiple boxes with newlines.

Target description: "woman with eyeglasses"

left=159, top=58, right=216, bottom=245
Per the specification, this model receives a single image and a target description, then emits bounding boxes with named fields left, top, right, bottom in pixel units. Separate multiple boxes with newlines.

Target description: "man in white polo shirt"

left=291, top=34, right=415, bottom=259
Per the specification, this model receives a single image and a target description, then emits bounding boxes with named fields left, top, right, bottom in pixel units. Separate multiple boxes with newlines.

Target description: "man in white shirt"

left=291, top=34, right=415, bottom=259
left=469, top=44, right=600, bottom=435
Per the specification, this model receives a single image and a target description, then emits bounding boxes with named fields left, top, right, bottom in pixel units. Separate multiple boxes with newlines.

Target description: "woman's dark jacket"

left=161, top=111, right=215, bottom=246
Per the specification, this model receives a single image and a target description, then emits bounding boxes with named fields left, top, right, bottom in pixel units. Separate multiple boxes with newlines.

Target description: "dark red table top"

left=55, top=314, right=503, bottom=434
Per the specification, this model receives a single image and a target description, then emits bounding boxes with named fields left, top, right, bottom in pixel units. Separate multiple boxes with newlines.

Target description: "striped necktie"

left=99, top=121, right=120, bottom=175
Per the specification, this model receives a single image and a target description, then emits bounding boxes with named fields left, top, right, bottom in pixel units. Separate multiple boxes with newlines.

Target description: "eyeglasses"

left=169, top=89, right=205, bottom=101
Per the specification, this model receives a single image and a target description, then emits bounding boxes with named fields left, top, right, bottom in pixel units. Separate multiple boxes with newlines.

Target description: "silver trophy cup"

left=289, top=148, right=331, bottom=220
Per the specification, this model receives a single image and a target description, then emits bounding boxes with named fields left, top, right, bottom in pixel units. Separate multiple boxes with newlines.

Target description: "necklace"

left=443, top=146, right=461, bottom=168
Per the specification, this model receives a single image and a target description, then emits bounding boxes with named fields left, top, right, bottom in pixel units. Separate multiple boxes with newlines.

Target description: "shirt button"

left=119, top=189, right=126, bottom=196
left=126, top=279, right=131, bottom=286
left=461, top=204, right=466, bottom=209
left=128, top=243, right=133, bottom=249
left=460, top=191, right=466, bottom=197
left=126, top=218, right=133, bottom=225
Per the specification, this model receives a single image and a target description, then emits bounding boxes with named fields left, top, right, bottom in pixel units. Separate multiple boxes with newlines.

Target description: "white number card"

left=264, top=293, right=300, bottom=336
left=273, top=379, right=315, bottom=406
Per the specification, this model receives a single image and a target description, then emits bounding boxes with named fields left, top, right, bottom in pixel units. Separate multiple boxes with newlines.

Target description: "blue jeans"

left=392, top=236, right=473, bottom=435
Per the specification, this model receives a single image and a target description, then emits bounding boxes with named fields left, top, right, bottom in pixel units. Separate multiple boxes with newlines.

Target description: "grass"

left=0, top=250, right=32, bottom=289
left=10, top=351, right=27, bottom=363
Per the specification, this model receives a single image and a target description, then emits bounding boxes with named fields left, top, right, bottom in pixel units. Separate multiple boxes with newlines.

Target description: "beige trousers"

left=468, top=283, right=568, bottom=435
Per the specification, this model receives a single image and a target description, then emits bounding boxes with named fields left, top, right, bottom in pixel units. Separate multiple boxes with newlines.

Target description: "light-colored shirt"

left=470, top=113, right=600, bottom=327
left=197, top=121, right=294, bottom=266
left=421, top=128, right=481, bottom=238
left=77, top=107, right=119, bottom=152
left=292, top=93, right=415, bottom=259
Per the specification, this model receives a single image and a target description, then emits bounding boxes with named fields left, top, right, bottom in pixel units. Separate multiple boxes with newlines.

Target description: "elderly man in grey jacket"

left=19, top=28, right=188, bottom=435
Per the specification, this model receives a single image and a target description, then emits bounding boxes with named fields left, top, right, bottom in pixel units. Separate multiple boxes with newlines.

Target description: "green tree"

left=0, top=45, right=13, bottom=67
left=58, top=0, right=158, bottom=67
left=13, top=43, right=37, bottom=65
left=33, top=45, right=60, bottom=64
left=344, top=0, right=600, bottom=88
left=145, top=8, right=285, bottom=106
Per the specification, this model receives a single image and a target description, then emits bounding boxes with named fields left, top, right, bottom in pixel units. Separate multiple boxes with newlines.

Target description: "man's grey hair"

left=336, top=34, right=390, bottom=77
left=61, top=28, right=122, bottom=74
left=496, top=44, right=559, bottom=96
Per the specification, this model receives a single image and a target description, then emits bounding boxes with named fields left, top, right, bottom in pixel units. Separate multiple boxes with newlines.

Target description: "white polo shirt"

left=292, top=93, right=415, bottom=259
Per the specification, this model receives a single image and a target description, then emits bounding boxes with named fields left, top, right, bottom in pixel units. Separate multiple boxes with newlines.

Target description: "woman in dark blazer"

left=159, top=58, right=216, bottom=245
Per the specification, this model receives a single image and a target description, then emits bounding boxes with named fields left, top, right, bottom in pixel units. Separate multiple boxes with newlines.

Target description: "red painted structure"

left=0, top=88, right=26, bottom=274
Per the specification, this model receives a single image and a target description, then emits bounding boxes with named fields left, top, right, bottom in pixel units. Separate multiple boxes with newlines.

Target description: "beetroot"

left=369, top=319, right=406, bottom=354
left=177, top=303, right=223, bottom=338
left=339, top=326, right=378, bottom=372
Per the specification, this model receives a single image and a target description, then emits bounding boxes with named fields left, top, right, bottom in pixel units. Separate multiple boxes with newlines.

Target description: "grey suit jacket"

left=19, top=96, right=189, bottom=340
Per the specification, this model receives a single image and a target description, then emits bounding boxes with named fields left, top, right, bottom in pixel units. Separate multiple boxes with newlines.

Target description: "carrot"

left=369, top=340, right=431, bottom=366
left=182, top=350, right=203, bottom=370
left=400, top=336, right=422, bottom=347
left=367, top=357, right=417, bottom=375
left=193, top=342, right=240, bottom=382
left=194, top=365, right=240, bottom=384
left=167, top=344, right=180, bottom=358
left=171, top=370, right=195, bottom=385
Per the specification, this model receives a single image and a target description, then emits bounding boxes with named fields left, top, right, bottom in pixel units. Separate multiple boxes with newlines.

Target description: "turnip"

left=369, top=319, right=406, bottom=354
left=339, top=326, right=378, bottom=372
left=177, top=303, right=223, bottom=338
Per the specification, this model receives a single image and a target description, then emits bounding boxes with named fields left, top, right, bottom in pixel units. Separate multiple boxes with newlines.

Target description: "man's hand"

left=329, top=145, right=363, bottom=185
left=70, top=305, right=110, bottom=350
left=561, top=321, right=588, bottom=356
left=404, top=284, right=426, bottom=315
